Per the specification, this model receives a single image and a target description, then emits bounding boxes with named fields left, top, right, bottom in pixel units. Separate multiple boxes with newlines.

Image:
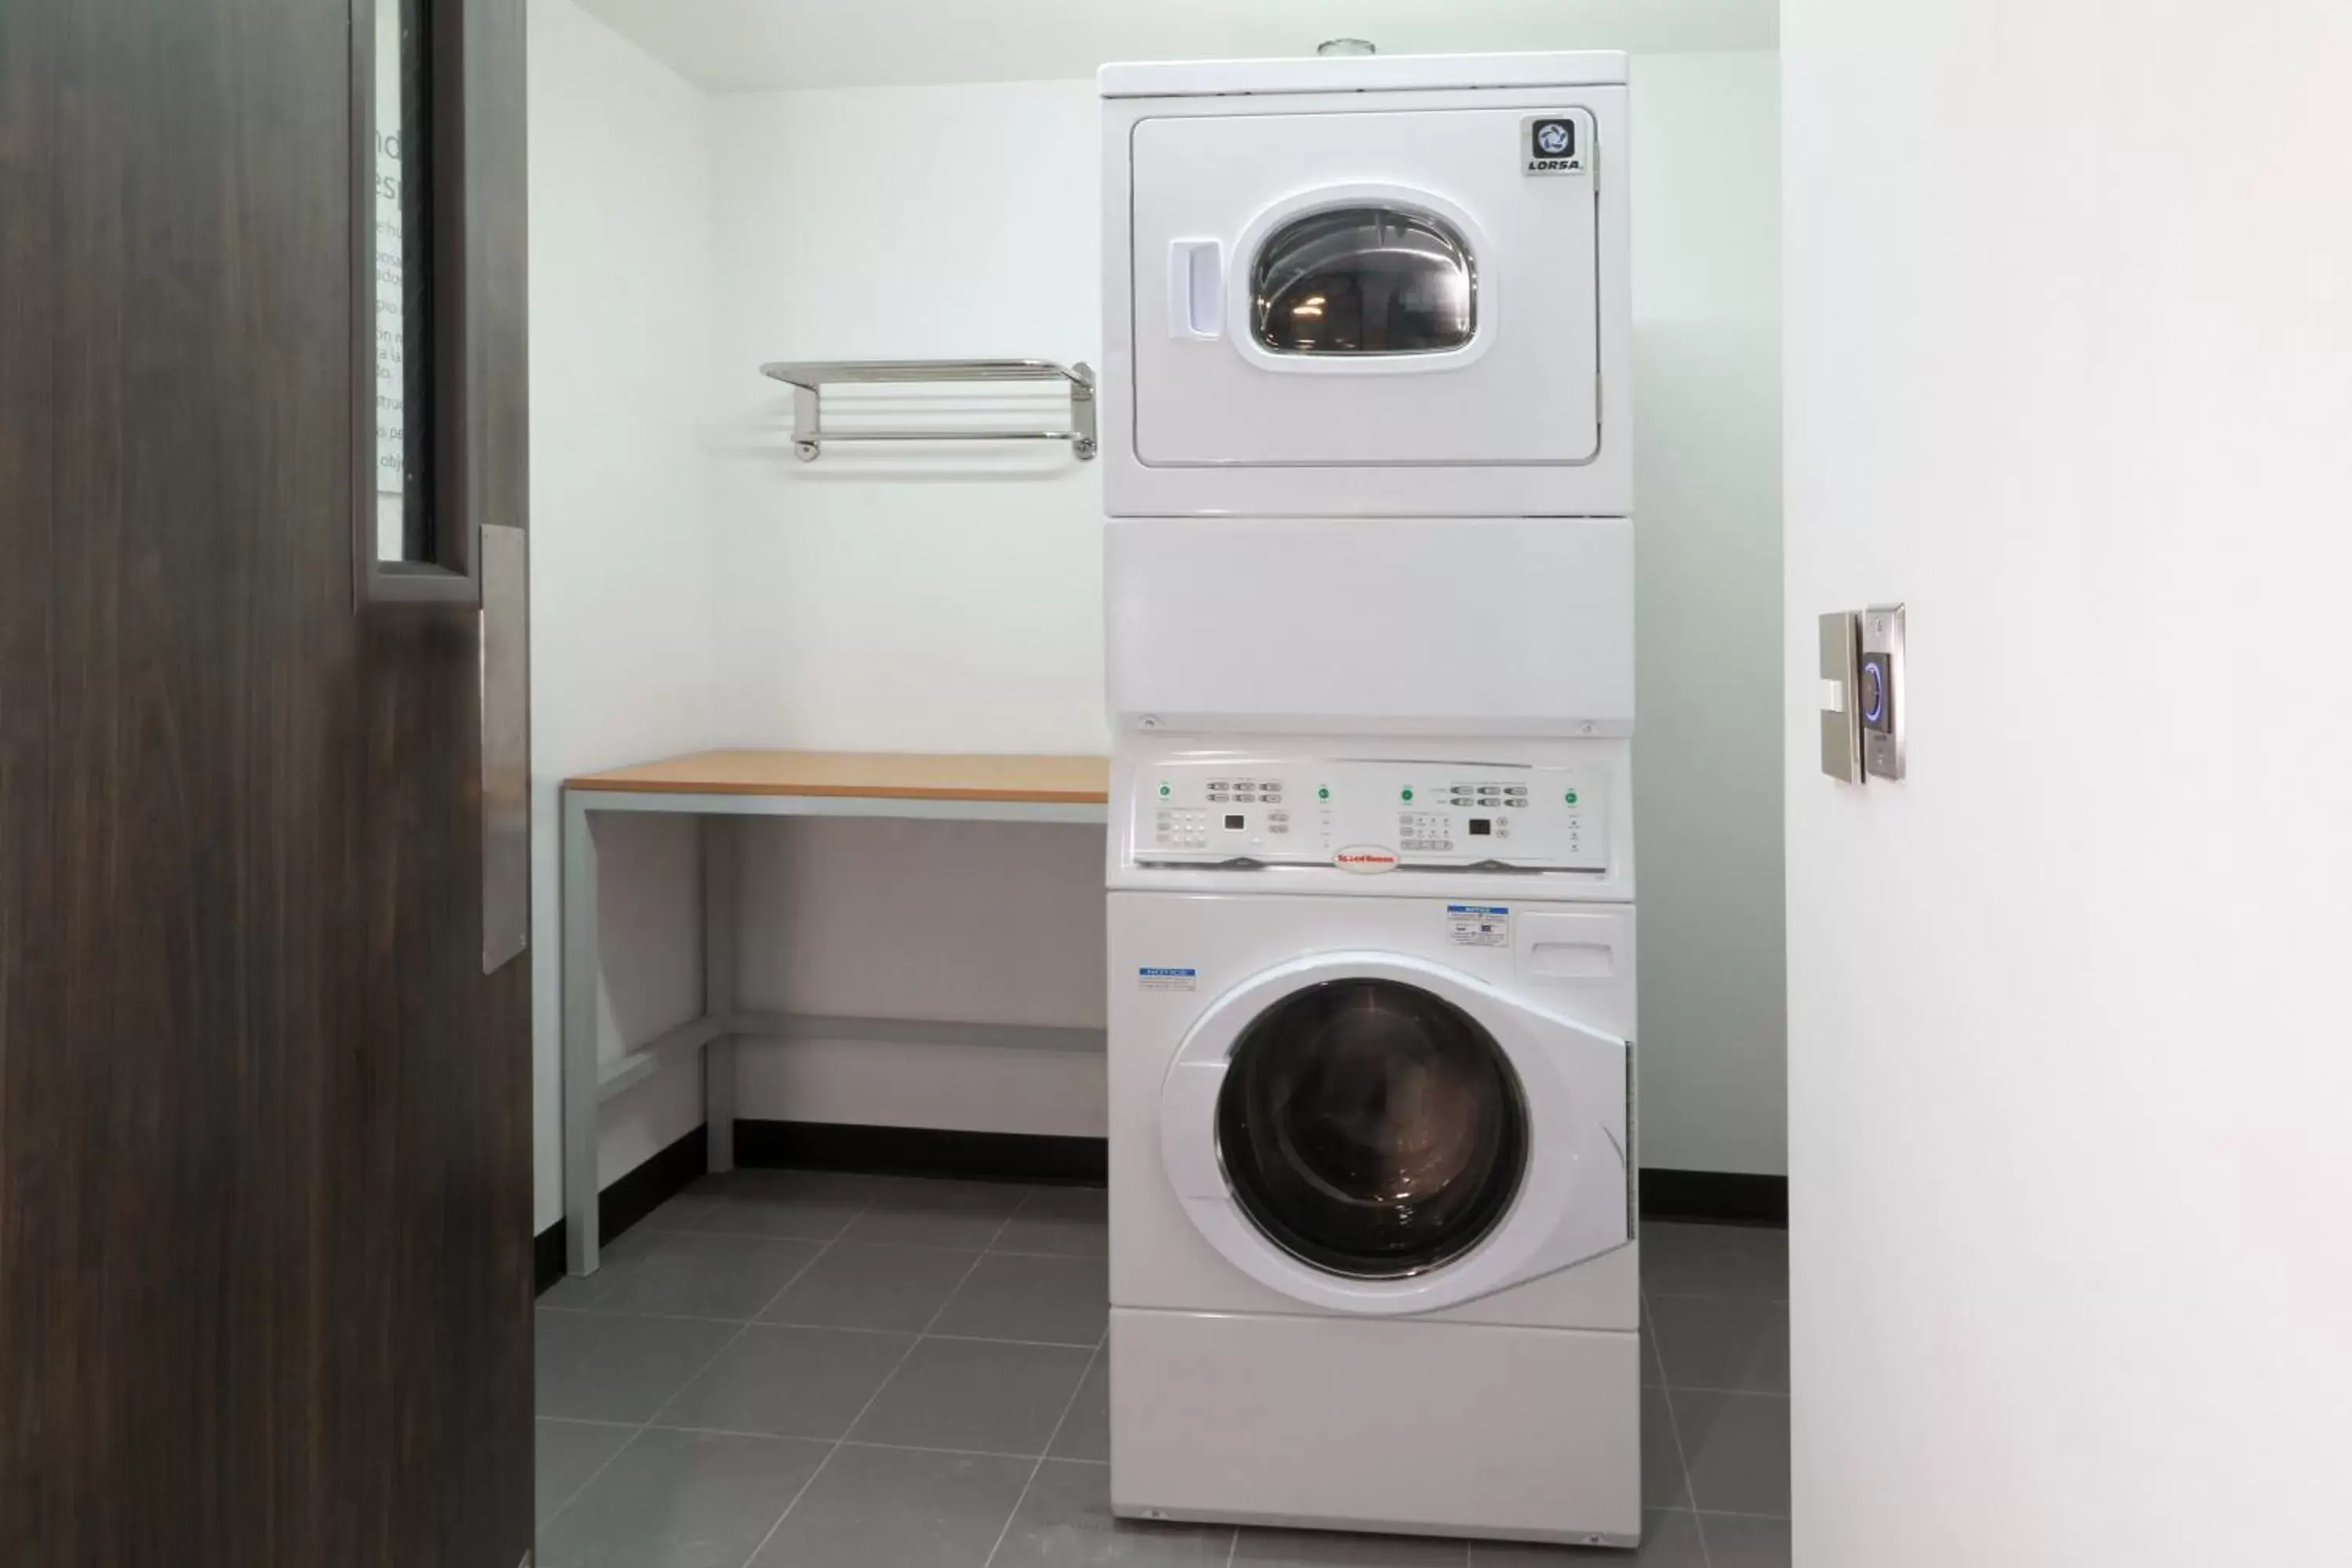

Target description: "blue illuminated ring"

left=1862, top=662, right=1886, bottom=725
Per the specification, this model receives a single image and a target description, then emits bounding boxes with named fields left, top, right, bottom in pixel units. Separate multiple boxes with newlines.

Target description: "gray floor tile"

left=1640, top=1299, right=1662, bottom=1388
left=1639, top=1225, right=1788, bottom=1301
left=535, top=1426, right=829, bottom=1568
left=849, top=1336, right=1094, bottom=1455
left=535, top=1419, right=635, bottom=1526
left=1232, top=1526, right=1468, bottom=1565
left=994, top=1460, right=1234, bottom=1566
left=538, top=1272, right=613, bottom=1311
left=1647, top=1296, right=1790, bottom=1395
left=591, top=1232, right=825, bottom=1322
left=931, top=1252, right=1108, bottom=1347
left=1468, top=1510, right=1704, bottom=1565
left=760, top=1243, right=981, bottom=1333
left=688, top=1169, right=880, bottom=1242
left=1668, top=1391, right=1791, bottom=1517
left=993, top=1186, right=1109, bottom=1258
left=840, top=1176, right=1032, bottom=1250
left=746, top=1442, right=1035, bottom=1568
left=535, top=1308, right=741, bottom=1423
left=1047, top=1350, right=1109, bottom=1461
left=655, top=1323, right=915, bottom=1439
left=537, top=1226, right=666, bottom=1309
left=1642, top=1385, right=1691, bottom=1511
left=1697, top=1513, right=1793, bottom=1568
left=638, top=1192, right=720, bottom=1232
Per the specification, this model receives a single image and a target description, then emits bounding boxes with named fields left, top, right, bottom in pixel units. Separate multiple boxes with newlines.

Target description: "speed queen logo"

left=1334, top=846, right=1401, bottom=874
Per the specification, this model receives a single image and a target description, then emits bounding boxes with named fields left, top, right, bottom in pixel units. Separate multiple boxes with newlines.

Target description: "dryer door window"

left=1250, top=205, right=1476, bottom=355
left=1215, top=977, right=1528, bottom=1279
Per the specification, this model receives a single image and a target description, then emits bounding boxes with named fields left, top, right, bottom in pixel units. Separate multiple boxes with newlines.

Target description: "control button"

left=1506, top=786, right=1528, bottom=797
left=1317, top=786, right=1330, bottom=800
left=1478, top=786, right=1501, bottom=797
left=1450, top=797, right=1474, bottom=807
left=1233, top=793, right=1257, bottom=803
left=1400, top=787, right=1414, bottom=802
left=1268, top=812, right=1289, bottom=823
left=1157, top=782, right=1171, bottom=797
left=1504, top=798, right=1526, bottom=808
left=1207, top=793, right=1229, bottom=803
left=1261, top=781, right=1283, bottom=791
left=1261, top=793, right=1282, bottom=804
left=1207, top=781, right=1229, bottom=790
left=1565, top=789, right=1580, bottom=805
left=1269, top=825, right=1289, bottom=835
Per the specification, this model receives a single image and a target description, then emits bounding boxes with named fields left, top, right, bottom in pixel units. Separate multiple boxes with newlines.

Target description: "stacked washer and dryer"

left=1097, top=52, right=1642, bottom=1550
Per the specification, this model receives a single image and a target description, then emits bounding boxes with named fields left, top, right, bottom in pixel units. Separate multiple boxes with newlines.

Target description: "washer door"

left=1216, top=975, right=1527, bottom=1279
left=1160, top=951, right=1629, bottom=1316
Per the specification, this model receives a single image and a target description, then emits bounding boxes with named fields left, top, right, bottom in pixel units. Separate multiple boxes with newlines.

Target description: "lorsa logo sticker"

left=1524, top=114, right=1589, bottom=176
left=1334, top=845, right=1400, bottom=874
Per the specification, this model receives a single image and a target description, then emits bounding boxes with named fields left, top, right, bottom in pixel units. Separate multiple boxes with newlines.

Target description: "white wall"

left=685, top=65, right=1787, bottom=1169
left=702, top=81, right=1111, bottom=1131
left=1631, top=52, right=1786, bottom=1174
left=528, top=0, right=719, bottom=1230
left=1784, top=4, right=2352, bottom=1562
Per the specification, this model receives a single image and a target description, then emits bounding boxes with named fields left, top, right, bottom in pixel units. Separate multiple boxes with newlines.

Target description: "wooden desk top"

left=565, top=749, right=1110, bottom=804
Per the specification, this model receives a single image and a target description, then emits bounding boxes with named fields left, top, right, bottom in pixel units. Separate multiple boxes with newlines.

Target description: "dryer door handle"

left=1167, top=238, right=1225, bottom=341
left=1160, top=1058, right=1230, bottom=1198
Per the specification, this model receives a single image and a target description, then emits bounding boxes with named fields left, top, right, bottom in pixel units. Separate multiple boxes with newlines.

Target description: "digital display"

left=1225, top=814, right=1245, bottom=830
left=1468, top=818, right=1493, bottom=836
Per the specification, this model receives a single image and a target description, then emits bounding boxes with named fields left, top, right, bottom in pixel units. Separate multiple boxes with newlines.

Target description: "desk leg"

left=561, top=793, right=601, bottom=1274
left=702, top=814, right=738, bottom=1174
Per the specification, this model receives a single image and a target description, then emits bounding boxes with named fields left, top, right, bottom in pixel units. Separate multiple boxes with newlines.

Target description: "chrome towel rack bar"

left=758, top=358, right=1097, bottom=462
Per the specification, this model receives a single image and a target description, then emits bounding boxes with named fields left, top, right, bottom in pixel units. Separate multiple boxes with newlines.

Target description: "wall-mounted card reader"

left=1819, top=604, right=1906, bottom=783
left=1859, top=604, right=1906, bottom=781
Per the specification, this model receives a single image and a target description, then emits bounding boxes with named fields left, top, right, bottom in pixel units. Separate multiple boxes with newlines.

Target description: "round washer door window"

left=1214, top=978, right=1528, bottom=1279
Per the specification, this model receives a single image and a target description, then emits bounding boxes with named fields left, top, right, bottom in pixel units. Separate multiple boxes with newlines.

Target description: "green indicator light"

left=1158, top=782, right=1171, bottom=797
left=1401, top=787, right=1414, bottom=802
left=1565, top=789, right=1579, bottom=805
left=1317, top=786, right=1330, bottom=800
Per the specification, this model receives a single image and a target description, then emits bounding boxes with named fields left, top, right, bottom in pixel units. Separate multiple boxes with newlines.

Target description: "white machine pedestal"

left=1109, top=1306, right=1642, bottom=1548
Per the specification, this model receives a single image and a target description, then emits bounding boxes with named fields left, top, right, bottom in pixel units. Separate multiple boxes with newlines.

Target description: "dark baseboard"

left=533, top=1124, right=710, bottom=1296
left=1640, top=1168, right=1788, bottom=1228
left=735, top=1120, right=1108, bottom=1186
left=534, top=1129, right=1781, bottom=1288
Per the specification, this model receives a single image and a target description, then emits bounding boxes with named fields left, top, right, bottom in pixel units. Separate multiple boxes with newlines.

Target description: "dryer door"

left=1128, top=105, right=1602, bottom=470
left=1160, top=951, right=1629, bottom=1316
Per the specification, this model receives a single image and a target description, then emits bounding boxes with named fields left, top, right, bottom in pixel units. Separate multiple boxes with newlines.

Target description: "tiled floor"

left=536, top=1171, right=1791, bottom=1568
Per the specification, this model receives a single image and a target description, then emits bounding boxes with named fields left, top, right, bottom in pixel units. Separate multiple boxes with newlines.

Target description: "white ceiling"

left=572, top=0, right=1778, bottom=93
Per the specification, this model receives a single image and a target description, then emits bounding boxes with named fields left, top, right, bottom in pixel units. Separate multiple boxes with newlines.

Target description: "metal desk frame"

left=561, top=783, right=1109, bottom=1276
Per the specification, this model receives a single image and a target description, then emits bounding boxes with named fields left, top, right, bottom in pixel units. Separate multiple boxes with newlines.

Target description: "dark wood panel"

left=0, top=2, right=532, bottom=1564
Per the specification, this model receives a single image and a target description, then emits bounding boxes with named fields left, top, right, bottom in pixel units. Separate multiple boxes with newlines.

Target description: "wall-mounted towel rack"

left=758, top=358, right=1097, bottom=462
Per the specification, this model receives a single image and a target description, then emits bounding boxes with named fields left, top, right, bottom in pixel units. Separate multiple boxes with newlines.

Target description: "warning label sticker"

left=1138, top=967, right=1199, bottom=992
left=1446, top=905, right=1512, bottom=947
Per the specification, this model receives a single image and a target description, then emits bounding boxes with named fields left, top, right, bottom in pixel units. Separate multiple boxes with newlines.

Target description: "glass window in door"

left=1215, top=977, right=1527, bottom=1278
left=1250, top=206, right=1477, bottom=355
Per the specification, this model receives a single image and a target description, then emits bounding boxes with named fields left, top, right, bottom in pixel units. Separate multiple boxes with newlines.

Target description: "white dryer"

left=1105, top=738, right=1641, bottom=1548
left=1099, top=51, right=1631, bottom=519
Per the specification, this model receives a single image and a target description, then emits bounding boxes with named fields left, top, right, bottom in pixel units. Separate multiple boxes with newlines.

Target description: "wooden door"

left=0, top=1, right=533, bottom=1564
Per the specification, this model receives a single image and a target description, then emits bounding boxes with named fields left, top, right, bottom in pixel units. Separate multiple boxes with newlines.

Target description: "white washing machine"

left=1105, top=735, right=1641, bottom=1548
left=1099, top=51, right=1631, bottom=519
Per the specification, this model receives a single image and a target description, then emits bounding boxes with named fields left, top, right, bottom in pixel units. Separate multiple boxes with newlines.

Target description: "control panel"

left=1136, top=757, right=1607, bottom=872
